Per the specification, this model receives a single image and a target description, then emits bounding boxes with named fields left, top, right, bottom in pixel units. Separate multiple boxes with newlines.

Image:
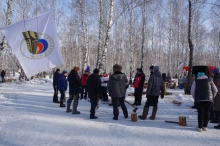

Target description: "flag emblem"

left=20, top=30, right=54, bottom=59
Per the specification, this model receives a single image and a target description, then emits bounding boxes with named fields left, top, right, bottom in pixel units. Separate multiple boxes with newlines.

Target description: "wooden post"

left=164, top=82, right=167, bottom=95
left=179, top=116, right=187, bottom=126
left=131, top=113, right=137, bottom=122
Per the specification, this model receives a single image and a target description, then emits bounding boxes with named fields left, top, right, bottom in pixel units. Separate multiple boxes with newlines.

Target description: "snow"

left=0, top=81, right=220, bottom=146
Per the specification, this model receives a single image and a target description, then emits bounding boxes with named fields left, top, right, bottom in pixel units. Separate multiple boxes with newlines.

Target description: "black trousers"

left=81, top=85, right=88, bottom=99
left=53, top=86, right=59, bottom=102
left=90, top=98, right=98, bottom=117
left=112, top=97, right=128, bottom=118
left=101, top=86, right=108, bottom=101
left=60, top=91, right=65, bottom=101
left=134, top=89, right=142, bottom=104
left=196, top=101, right=213, bottom=128
left=145, top=95, right=159, bottom=108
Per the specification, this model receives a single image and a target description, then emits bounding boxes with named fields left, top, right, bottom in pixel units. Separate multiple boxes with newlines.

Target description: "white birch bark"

left=141, top=0, right=146, bottom=69
left=98, top=0, right=114, bottom=69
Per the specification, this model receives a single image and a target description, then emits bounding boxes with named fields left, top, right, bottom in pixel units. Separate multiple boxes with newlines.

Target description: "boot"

left=72, top=98, right=80, bottom=114
left=150, top=107, right=158, bottom=120
left=214, top=124, right=220, bottom=129
left=60, top=101, right=66, bottom=107
left=66, top=99, right=72, bottom=113
left=138, top=107, right=149, bottom=120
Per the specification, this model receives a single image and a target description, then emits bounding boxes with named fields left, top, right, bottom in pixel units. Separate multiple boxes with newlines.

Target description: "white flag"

left=177, top=59, right=184, bottom=69
left=0, top=12, right=63, bottom=78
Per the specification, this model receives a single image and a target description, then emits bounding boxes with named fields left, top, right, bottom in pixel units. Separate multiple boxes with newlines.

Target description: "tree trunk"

left=188, top=0, right=194, bottom=83
left=141, top=0, right=146, bottom=69
left=98, top=0, right=114, bottom=70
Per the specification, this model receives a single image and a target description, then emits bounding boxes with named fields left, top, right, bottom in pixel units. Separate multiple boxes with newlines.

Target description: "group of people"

left=52, top=64, right=128, bottom=119
left=51, top=64, right=165, bottom=121
left=191, top=68, right=220, bottom=131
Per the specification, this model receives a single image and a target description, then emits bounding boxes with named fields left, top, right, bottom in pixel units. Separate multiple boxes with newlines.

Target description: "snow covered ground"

left=0, top=81, right=220, bottom=146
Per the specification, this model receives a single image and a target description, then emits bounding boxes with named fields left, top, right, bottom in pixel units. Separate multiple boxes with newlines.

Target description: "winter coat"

left=87, top=73, right=101, bottom=99
left=81, top=74, right=89, bottom=86
left=212, top=74, right=220, bottom=111
left=191, top=75, right=217, bottom=102
left=58, top=74, right=68, bottom=92
left=133, top=73, right=145, bottom=91
left=67, top=70, right=82, bottom=94
left=1, top=71, right=5, bottom=77
left=107, top=71, right=128, bottom=98
left=53, top=71, right=60, bottom=86
left=100, top=75, right=109, bottom=87
left=146, top=70, right=164, bottom=97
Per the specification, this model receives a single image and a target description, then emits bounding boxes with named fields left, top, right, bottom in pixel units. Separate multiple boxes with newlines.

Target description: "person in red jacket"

left=80, top=70, right=90, bottom=100
left=133, top=68, right=145, bottom=106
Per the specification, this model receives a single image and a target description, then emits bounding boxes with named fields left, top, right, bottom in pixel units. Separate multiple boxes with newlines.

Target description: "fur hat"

left=93, top=68, right=99, bottom=74
left=74, top=66, right=80, bottom=72
left=113, top=64, right=122, bottom=72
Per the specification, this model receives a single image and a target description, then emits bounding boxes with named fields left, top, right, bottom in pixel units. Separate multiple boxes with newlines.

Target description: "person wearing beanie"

left=108, top=64, right=128, bottom=120
left=87, top=68, right=101, bottom=119
left=66, top=66, right=82, bottom=114
left=149, top=66, right=154, bottom=75
left=53, top=68, right=60, bottom=103
left=191, top=72, right=218, bottom=132
left=58, top=70, right=68, bottom=107
left=210, top=68, right=220, bottom=129
left=133, top=68, right=145, bottom=106
left=139, top=66, right=164, bottom=121
left=80, top=70, right=90, bottom=100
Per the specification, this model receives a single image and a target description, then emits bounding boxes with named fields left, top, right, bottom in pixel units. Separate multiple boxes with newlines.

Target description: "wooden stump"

left=179, top=116, right=187, bottom=126
left=131, top=113, right=137, bottom=122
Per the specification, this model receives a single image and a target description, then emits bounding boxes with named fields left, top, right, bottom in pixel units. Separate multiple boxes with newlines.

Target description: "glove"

left=161, top=95, right=164, bottom=99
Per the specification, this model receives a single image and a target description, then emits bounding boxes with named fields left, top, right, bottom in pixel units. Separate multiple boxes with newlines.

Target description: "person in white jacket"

left=100, top=72, right=109, bottom=101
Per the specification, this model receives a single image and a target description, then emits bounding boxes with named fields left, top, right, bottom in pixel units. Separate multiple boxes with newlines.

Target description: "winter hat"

left=74, top=66, right=80, bottom=72
left=212, top=68, right=220, bottom=75
left=149, top=66, right=154, bottom=70
left=138, top=68, right=143, bottom=73
left=153, top=66, right=159, bottom=72
left=197, top=72, right=205, bottom=77
left=56, top=68, right=60, bottom=72
left=113, top=64, right=122, bottom=72
left=93, top=68, right=99, bottom=74
left=62, top=70, right=67, bottom=74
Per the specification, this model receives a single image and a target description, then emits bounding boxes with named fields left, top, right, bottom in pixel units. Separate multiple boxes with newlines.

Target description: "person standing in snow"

left=210, top=68, right=220, bottom=129
left=66, top=66, right=82, bottom=114
left=87, top=68, right=101, bottom=119
left=133, top=68, right=145, bottom=106
left=191, top=72, right=217, bottom=132
left=80, top=70, right=90, bottom=100
left=53, top=69, right=60, bottom=103
left=139, top=66, right=164, bottom=120
left=58, top=71, right=68, bottom=107
left=100, top=72, right=109, bottom=102
left=107, top=64, right=128, bottom=120
left=1, top=70, right=6, bottom=83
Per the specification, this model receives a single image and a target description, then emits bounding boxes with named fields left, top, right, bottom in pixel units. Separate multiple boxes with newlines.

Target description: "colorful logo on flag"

left=20, top=30, right=54, bottom=59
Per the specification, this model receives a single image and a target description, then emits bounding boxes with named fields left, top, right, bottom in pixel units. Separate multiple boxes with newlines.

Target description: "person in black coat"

left=1, top=70, right=6, bottom=83
left=67, top=66, right=82, bottom=114
left=53, top=69, right=60, bottom=103
left=133, top=68, right=145, bottom=106
left=87, top=68, right=101, bottom=119
left=58, top=71, right=68, bottom=107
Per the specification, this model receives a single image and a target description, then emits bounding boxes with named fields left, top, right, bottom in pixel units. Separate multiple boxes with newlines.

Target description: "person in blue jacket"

left=58, top=71, right=68, bottom=107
